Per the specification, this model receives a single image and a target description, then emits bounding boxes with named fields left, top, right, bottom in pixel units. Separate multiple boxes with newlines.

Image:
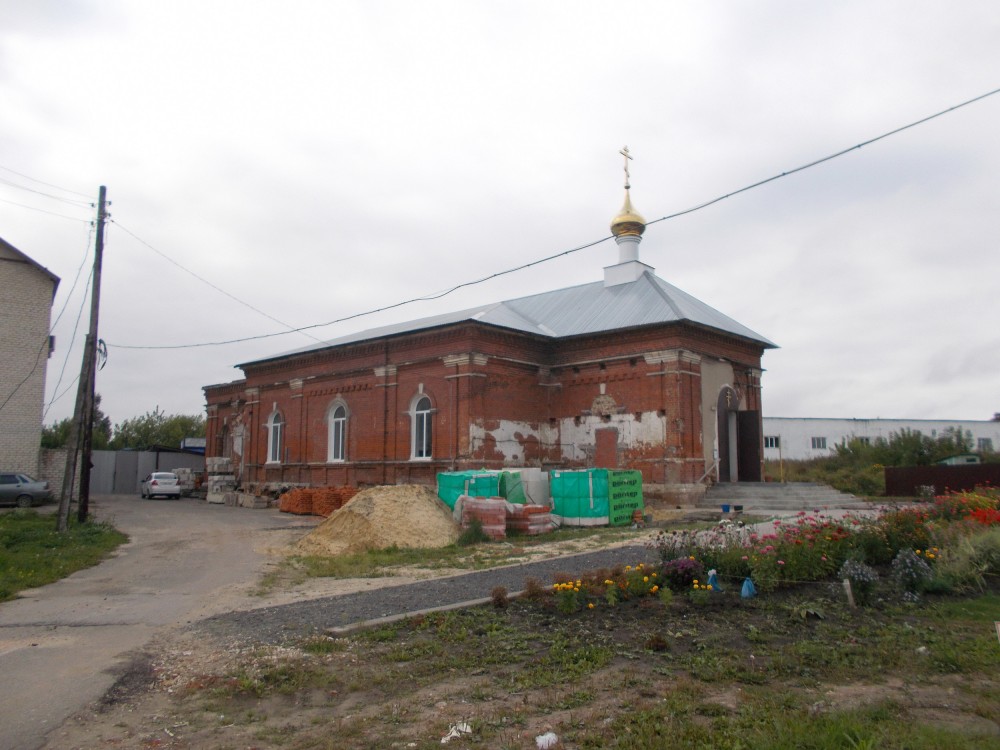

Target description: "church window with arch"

left=328, top=402, right=348, bottom=462
left=411, top=395, right=433, bottom=460
left=266, top=411, right=284, bottom=464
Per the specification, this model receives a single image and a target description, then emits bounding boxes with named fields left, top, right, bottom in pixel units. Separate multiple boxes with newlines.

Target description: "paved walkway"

left=0, top=495, right=319, bottom=750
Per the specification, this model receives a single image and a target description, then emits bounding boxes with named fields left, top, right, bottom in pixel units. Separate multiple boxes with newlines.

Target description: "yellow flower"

left=916, top=549, right=922, bottom=555
left=587, top=603, right=595, bottom=609
left=643, top=576, right=649, bottom=583
left=625, top=565, right=632, bottom=571
left=689, top=556, right=695, bottom=560
left=927, top=553, right=935, bottom=559
left=693, top=579, right=699, bottom=584
left=651, top=572, right=657, bottom=578
left=651, top=585, right=659, bottom=593
left=707, top=584, right=713, bottom=591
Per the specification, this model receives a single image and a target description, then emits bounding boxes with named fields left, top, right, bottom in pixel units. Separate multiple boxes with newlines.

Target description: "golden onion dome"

left=610, top=190, right=646, bottom=237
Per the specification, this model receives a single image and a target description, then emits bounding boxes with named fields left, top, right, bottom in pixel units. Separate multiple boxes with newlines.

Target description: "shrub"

left=661, top=557, right=704, bottom=591
left=933, top=489, right=998, bottom=522
left=838, top=559, right=879, bottom=605
left=457, top=519, right=490, bottom=546
left=491, top=585, right=509, bottom=609
left=890, top=549, right=933, bottom=601
left=968, top=525, right=1000, bottom=575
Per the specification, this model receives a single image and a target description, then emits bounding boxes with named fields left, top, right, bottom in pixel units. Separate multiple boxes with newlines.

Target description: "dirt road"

left=0, top=495, right=321, bottom=750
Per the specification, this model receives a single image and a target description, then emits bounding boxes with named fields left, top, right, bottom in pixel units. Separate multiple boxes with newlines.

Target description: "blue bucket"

left=721, top=504, right=731, bottom=513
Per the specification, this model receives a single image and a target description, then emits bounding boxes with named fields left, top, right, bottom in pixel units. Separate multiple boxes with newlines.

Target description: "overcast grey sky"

left=2, top=1, right=998, bottom=428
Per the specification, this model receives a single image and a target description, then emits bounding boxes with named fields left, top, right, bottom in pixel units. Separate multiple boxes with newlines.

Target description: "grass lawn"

left=95, top=573, right=1000, bottom=749
left=0, top=509, right=128, bottom=602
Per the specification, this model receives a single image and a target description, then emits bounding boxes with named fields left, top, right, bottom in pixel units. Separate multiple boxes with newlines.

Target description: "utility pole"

left=57, top=186, right=107, bottom=531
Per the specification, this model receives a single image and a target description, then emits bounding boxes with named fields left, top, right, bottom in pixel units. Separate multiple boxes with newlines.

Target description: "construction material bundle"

left=279, top=486, right=360, bottom=517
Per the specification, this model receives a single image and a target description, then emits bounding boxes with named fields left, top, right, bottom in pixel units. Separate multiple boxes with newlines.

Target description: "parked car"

left=140, top=472, right=181, bottom=499
left=0, top=472, right=52, bottom=507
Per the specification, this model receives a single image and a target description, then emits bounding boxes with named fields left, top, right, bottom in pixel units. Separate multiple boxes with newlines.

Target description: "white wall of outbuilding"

left=762, top=417, right=1000, bottom=461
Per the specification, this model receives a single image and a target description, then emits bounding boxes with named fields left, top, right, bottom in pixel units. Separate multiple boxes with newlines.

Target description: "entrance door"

left=737, top=410, right=762, bottom=482
left=717, top=387, right=739, bottom=482
left=595, top=428, right=618, bottom=468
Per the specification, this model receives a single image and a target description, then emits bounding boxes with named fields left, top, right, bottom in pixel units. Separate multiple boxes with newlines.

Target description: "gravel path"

left=195, top=543, right=657, bottom=645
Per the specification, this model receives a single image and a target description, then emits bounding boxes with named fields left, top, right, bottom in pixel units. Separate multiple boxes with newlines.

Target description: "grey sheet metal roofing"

left=245, top=271, right=775, bottom=367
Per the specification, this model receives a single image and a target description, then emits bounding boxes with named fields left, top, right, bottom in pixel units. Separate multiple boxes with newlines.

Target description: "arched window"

left=411, top=395, right=433, bottom=459
left=266, top=411, right=284, bottom=464
left=328, top=403, right=348, bottom=462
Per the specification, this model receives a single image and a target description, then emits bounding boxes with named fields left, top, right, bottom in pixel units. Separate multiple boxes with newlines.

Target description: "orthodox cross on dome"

left=619, top=145, right=633, bottom=189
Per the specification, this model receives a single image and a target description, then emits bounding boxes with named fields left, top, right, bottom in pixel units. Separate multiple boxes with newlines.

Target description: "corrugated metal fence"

left=884, top=464, right=1000, bottom=497
left=40, top=448, right=205, bottom=496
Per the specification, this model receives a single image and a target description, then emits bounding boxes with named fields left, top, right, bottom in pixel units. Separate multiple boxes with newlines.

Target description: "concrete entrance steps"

left=701, top=482, right=869, bottom=512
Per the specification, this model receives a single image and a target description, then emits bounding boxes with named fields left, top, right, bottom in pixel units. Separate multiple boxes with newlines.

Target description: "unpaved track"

left=0, top=495, right=320, bottom=750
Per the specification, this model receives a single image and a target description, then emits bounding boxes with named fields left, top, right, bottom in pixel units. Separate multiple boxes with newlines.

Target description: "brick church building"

left=204, top=165, right=774, bottom=502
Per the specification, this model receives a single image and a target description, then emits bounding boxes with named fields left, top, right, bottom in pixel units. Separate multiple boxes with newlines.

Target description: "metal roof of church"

left=247, top=271, right=774, bottom=367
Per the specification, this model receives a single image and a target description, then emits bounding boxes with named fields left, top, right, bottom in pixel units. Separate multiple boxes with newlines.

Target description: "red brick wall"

left=203, top=320, right=766, bottom=488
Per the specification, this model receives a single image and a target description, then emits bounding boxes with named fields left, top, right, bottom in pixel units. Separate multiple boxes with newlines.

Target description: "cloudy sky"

left=2, top=1, right=998, bottom=429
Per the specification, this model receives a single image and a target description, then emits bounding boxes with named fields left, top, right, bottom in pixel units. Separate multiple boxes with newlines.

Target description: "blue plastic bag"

left=707, top=570, right=723, bottom=591
left=741, top=577, right=757, bottom=599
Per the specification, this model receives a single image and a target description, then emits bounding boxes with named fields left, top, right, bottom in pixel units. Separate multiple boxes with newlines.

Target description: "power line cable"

left=0, top=332, right=55, bottom=416
left=0, top=196, right=92, bottom=223
left=0, top=176, right=93, bottom=207
left=645, top=85, right=1000, bottom=228
left=44, top=227, right=96, bottom=418
left=0, top=164, right=93, bottom=200
left=45, top=373, right=82, bottom=414
left=110, top=220, right=325, bottom=344
left=5, top=225, right=96, bottom=418
left=44, top=265, right=94, bottom=421
left=106, top=85, right=1000, bottom=352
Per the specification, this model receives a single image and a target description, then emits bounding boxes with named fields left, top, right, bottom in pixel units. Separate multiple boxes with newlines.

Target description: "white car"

left=140, top=472, right=181, bottom=499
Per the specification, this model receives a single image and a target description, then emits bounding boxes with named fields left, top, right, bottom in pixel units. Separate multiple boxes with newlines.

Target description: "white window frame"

left=811, top=436, right=827, bottom=450
left=978, top=437, right=993, bottom=452
left=410, top=395, right=433, bottom=460
left=266, top=411, right=284, bottom=464
left=764, top=435, right=780, bottom=449
left=327, top=401, right=348, bottom=462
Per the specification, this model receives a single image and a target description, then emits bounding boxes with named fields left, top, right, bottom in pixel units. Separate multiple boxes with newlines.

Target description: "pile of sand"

left=295, top=484, right=460, bottom=556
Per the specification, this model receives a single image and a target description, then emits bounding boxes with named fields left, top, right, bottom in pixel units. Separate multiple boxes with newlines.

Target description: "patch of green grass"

left=0, top=510, right=127, bottom=601
left=226, top=656, right=338, bottom=698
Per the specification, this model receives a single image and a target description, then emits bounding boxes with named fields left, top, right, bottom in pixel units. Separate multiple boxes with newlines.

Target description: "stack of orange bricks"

left=279, top=486, right=359, bottom=517
left=505, top=503, right=553, bottom=535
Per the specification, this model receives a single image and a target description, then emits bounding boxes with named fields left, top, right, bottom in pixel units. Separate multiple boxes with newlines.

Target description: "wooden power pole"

left=57, top=186, right=107, bottom=531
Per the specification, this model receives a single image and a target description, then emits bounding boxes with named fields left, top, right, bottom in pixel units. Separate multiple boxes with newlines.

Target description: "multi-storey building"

left=0, top=237, right=59, bottom=475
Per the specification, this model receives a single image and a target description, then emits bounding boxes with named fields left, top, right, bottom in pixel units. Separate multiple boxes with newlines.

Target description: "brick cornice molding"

left=441, top=353, right=489, bottom=368
left=643, top=349, right=702, bottom=366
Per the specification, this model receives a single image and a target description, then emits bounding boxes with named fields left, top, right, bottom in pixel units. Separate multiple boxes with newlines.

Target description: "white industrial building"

left=762, top=417, right=1000, bottom=461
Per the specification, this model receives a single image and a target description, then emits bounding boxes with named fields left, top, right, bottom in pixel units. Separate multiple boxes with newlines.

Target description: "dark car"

left=0, top=473, right=52, bottom=507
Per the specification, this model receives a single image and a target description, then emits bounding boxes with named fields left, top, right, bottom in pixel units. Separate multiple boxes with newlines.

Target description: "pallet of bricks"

left=458, top=496, right=554, bottom=540
left=279, top=486, right=359, bottom=517
left=204, top=457, right=235, bottom=504
left=505, top=502, right=554, bottom=535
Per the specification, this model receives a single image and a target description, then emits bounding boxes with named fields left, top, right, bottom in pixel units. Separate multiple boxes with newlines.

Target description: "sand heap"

left=295, top=484, right=460, bottom=556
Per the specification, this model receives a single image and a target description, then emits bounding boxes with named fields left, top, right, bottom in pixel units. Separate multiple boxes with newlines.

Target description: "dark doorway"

left=717, top=388, right=739, bottom=482
left=737, top=410, right=762, bottom=481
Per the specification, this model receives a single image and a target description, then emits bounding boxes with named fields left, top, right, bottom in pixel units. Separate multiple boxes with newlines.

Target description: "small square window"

left=857, top=437, right=871, bottom=446
left=811, top=437, right=827, bottom=450
left=764, top=436, right=780, bottom=449
left=978, top=437, right=994, bottom=452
